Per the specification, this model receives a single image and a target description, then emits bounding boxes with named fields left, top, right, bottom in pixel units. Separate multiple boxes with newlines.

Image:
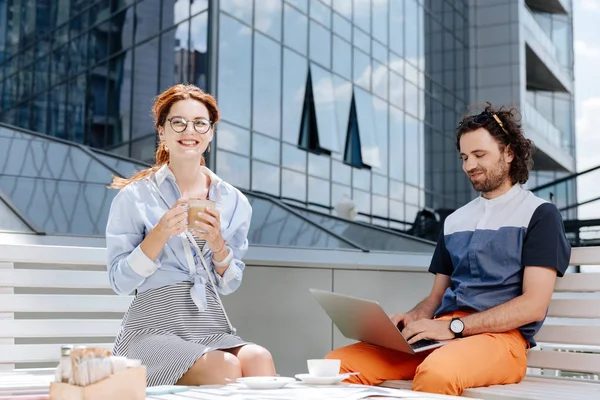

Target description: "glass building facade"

left=0, top=0, right=577, bottom=235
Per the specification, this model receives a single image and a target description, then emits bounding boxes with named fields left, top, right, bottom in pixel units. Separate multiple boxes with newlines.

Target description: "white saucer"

left=294, top=373, right=348, bottom=385
left=235, top=376, right=296, bottom=389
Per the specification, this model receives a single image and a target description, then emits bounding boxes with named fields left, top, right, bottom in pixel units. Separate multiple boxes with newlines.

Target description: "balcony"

left=522, top=101, right=575, bottom=172
left=526, top=0, right=569, bottom=14
left=523, top=6, right=572, bottom=93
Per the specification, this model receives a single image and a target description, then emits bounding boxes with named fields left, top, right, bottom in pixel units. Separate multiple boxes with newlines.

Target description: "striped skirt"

left=112, top=281, right=247, bottom=386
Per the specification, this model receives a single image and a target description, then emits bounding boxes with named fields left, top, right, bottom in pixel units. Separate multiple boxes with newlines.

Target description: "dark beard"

left=469, top=159, right=509, bottom=193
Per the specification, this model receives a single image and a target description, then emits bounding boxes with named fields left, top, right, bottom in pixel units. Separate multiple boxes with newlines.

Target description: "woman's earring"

left=207, top=144, right=211, bottom=153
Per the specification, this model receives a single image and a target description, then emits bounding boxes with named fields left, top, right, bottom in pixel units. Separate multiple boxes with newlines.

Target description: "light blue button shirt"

left=106, top=165, right=252, bottom=310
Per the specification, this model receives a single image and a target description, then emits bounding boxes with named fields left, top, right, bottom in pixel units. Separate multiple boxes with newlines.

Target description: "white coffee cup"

left=307, top=359, right=341, bottom=377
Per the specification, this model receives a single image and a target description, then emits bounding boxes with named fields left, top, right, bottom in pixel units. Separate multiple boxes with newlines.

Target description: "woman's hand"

left=191, top=207, right=226, bottom=253
left=155, top=199, right=188, bottom=239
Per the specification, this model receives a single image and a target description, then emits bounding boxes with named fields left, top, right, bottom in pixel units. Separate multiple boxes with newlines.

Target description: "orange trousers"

left=325, top=311, right=528, bottom=396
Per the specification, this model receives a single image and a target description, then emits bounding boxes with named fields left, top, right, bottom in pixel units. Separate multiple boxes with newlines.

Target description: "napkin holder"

left=49, top=365, right=146, bottom=400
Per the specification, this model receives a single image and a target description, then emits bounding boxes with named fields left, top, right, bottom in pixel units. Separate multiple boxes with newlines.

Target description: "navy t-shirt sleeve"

left=522, top=202, right=571, bottom=277
left=428, top=227, right=454, bottom=276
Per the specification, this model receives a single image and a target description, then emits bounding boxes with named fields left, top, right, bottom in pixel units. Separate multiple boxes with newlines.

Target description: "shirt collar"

left=153, top=164, right=231, bottom=196
left=478, top=183, right=522, bottom=206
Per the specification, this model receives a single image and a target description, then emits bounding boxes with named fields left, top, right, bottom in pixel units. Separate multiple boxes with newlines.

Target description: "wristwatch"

left=449, top=317, right=464, bottom=339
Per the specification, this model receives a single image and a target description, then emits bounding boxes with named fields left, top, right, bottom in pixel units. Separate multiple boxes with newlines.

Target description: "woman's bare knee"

left=177, top=350, right=242, bottom=385
left=233, top=344, right=276, bottom=377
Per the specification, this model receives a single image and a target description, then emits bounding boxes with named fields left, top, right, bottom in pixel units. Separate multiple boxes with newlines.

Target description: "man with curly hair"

left=325, top=104, right=571, bottom=396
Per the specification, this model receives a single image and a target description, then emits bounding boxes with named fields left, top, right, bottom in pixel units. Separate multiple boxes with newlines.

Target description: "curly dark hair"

left=455, top=103, right=535, bottom=185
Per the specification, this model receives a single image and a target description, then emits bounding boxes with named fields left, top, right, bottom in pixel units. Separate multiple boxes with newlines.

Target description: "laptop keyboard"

left=410, top=338, right=439, bottom=350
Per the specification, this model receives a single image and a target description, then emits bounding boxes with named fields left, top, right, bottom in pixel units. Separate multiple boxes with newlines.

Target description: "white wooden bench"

left=0, top=243, right=131, bottom=370
left=382, top=246, right=600, bottom=399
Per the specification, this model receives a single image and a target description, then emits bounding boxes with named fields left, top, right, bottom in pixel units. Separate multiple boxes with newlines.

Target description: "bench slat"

left=570, top=247, right=600, bottom=266
left=0, top=294, right=132, bottom=313
left=0, top=269, right=110, bottom=289
left=555, top=273, right=600, bottom=292
left=527, top=349, right=600, bottom=374
left=0, top=320, right=121, bottom=338
left=535, top=325, right=600, bottom=346
left=547, top=299, right=600, bottom=318
left=0, top=344, right=113, bottom=364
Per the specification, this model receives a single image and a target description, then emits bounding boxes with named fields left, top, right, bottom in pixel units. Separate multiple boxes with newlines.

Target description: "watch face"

left=450, top=319, right=464, bottom=333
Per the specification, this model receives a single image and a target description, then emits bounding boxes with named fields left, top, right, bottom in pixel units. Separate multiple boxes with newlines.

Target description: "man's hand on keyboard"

left=402, top=319, right=455, bottom=344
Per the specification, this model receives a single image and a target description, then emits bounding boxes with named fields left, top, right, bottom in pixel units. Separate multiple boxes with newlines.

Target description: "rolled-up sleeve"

left=106, top=185, right=159, bottom=294
left=211, top=191, right=252, bottom=295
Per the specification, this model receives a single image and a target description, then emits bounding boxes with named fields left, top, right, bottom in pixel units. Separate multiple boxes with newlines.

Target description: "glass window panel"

left=389, top=107, right=404, bottom=181
left=284, top=4, right=308, bottom=55
left=405, top=113, right=419, bottom=186
left=217, top=150, right=250, bottom=189
left=69, top=75, right=89, bottom=145
left=308, top=176, right=330, bottom=206
left=220, top=0, right=253, bottom=25
left=106, top=55, right=131, bottom=147
left=308, top=152, right=330, bottom=179
left=246, top=194, right=354, bottom=249
left=405, top=0, right=418, bottom=64
left=372, top=39, right=387, bottom=64
left=252, top=160, right=280, bottom=196
left=282, top=48, right=307, bottom=144
left=332, top=35, right=351, bottom=80
left=190, top=12, right=208, bottom=90
left=372, top=96, right=388, bottom=173
left=34, top=55, right=49, bottom=95
left=417, top=2, right=424, bottom=69
left=253, top=33, right=281, bottom=138
left=311, top=64, right=341, bottom=153
left=163, top=0, right=190, bottom=30
left=332, top=75, right=352, bottom=160
left=390, top=199, right=405, bottom=222
left=354, top=88, right=381, bottom=169
left=31, top=93, right=48, bottom=134
left=286, top=0, right=308, bottom=13
left=252, top=132, right=280, bottom=164
left=353, top=189, right=370, bottom=214
left=372, top=0, right=388, bottom=45
left=331, top=183, right=350, bottom=207
left=309, top=20, right=331, bottom=68
left=132, top=37, right=159, bottom=141
left=389, top=0, right=403, bottom=56
left=332, top=0, right=351, bottom=19
left=389, top=72, right=403, bottom=109
left=191, top=0, right=208, bottom=14
left=282, top=143, right=307, bottom=173
left=218, top=14, right=252, bottom=127
left=353, top=167, right=370, bottom=191
left=405, top=80, right=419, bottom=117
left=255, top=0, right=282, bottom=41
left=282, top=168, right=307, bottom=202
left=372, top=61, right=388, bottom=100
left=310, top=0, right=331, bottom=28
left=332, top=12, right=351, bottom=39
left=134, top=1, right=161, bottom=44
left=353, top=48, right=370, bottom=90
left=353, top=27, right=370, bottom=53
left=352, top=0, right=370, bottom=33
left=373, top=173, right=387, bottom=196
left=216, top=121, right=250, bottom=156
left=48, top=83, right=67, bottom=140
left=69, top=32, right=88, bottom=76
left=332, top=159, right=351, bottom=185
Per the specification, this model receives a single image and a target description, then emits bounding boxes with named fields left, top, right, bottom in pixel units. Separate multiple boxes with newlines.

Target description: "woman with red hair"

left=106, top=84, right=275, bottom=386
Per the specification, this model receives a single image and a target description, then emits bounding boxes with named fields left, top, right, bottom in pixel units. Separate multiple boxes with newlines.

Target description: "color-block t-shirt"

left=429, top=184, right=571, bottom=346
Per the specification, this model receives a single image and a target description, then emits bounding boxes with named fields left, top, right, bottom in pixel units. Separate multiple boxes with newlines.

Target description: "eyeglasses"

left=167, top=117, right=213, bottom=134
left=458, top=111, right=509, bottom=136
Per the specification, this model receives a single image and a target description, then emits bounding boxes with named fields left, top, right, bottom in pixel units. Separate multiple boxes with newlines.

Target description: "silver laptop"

left=310, top=288, right=448, bottom=354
